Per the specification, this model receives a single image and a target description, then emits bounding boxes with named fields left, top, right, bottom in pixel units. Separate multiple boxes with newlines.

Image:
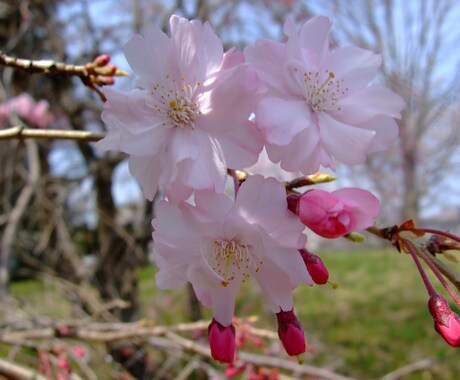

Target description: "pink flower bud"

left=276, top=309, right=306, bottom=356
left=428, top=295, right=460, bottom=347
left=94, top=54, right=111, bottom=66
left=291, top=188, right=380, bottom=238
left=299, top=249, right=329, bottom=285
left=208, top=318, right=236, bottom=363
left=96, top=76, right=115, bottom=86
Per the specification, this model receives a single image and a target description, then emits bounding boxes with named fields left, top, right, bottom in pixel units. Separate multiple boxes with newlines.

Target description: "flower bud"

left=428, top=295, right=460, bottom=347
left=208, top=318, right=236, bottom=363
left=288, top=188, right=380, bottom=239
left=276, top=309, right=306, bottom=356
left=94, top=54, right=111, bottom=66
left=299, top=248, right=329, bottom=285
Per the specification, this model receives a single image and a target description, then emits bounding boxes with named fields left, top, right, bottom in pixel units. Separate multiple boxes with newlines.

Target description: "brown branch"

left=0, top=50, right=129, bottom=101
left=0, top=126, right=105, bottom=142
left=0, top=358, right=49, bottom=380
left=1, top=318, right=356, bottom=380
left=165, top=332, right=357, bottom=380
left=380, top=358, right=436, bottom=380
left=286, top=173, right=336, bottom=192
left=0, top=139, right=40, bottom=300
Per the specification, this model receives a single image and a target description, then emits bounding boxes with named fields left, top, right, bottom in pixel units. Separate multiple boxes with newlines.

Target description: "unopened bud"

left=208, top=318, right=236, bottom=363
left=94, top=54, right=111, bottom=66
left=97, top=76, right=115, bottom=86
left=299, top=248, right=329, bottom=285
left=276, top=309, right=306, bottom=357
left=98, top=64, right=117, bottom=76
left=428, top=294, right=460, bottom=347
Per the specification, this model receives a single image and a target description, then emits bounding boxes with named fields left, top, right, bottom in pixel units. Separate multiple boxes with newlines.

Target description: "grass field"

left=8, top=248, right=460, bottom=379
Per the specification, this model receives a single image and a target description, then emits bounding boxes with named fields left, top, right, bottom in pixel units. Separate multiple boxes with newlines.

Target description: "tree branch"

left=0, top=50, right=129, bottom=101
left=0, top=126, right=105, bottom=142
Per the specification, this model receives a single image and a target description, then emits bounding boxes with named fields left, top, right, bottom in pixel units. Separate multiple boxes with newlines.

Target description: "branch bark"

left=0, top=126, right=104, bottom=142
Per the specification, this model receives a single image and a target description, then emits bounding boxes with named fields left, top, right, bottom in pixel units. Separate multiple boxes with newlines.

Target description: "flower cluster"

left=0, top=93, right=53, bottom=128
left=97, top=15, right=406, bottom=362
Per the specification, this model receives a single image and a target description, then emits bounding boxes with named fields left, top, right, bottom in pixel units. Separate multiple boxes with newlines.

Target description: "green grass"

left=7, top=248, right=460, bottom=379
left=293, top=249, right=460, bottom=379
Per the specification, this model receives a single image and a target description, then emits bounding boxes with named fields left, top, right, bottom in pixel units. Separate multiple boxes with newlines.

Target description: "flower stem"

left=228, top=169, right=240, bottom=199
left=416, top=246, right=460, bottom=308
left=404, top=240, right=437, bottom=297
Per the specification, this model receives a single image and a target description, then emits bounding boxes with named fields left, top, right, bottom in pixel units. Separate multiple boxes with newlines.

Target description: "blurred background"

left=1, top=0, right=459, bottom=379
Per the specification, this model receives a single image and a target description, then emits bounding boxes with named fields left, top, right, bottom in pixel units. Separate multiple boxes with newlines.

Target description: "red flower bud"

left=276, top=309, right=306, bottom=356
left=299, top=248, right=329, bottom=285
left=208, top=318, right=236, bottom=363
left=94, top=54, right=111, bottom=66
left=428, top=295, right=460, bottom=347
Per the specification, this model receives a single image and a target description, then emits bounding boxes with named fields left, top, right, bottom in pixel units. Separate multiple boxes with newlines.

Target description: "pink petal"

left=244, top=39, right=289, bottom=93
left=211, top=280, right=241, bottom=326
left=298, top=16, right=332, bottom=65
left=216, top=120, right=263, bottom=169
left=253, top=258, right=296, bottom=312
left=357, top=115, right=399, bottom=153
left=257, top=97, right=312, bottom=145
left=265, top=127, right=323, bottom=174
left=324, top=47, right=381, bottom=92
left=192, top=20, right=224, bottom=75
left=318, top=113, right=375, bottom=165
left=179, top=136, right=227, bottom=193
left=123, top=27, right=170, bottom=83
left=337, top=86, right=405, bottom=124
left=128, top=155, right=163, bottom=201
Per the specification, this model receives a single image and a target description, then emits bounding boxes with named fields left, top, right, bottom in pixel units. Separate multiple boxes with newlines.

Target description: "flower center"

left=149, top=76, right=201, bottom=128
left=210, top=239, right=261, bottom=287
left=293, top=68, right=348, bottom=112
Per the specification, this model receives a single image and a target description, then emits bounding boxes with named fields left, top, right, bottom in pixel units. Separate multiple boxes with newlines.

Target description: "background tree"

left=304, top=0, right=460, bottom=222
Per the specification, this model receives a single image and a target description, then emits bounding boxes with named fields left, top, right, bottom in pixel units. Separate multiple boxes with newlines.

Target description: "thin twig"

left=0, top=50, right=129, bottom=101
left=380, top=358, right=436, bottom=380
left=0, top=137, right=40, bottom=300
left=0, top=358, right=49, bottom=380
left=0, top=126, right=105, bottom=142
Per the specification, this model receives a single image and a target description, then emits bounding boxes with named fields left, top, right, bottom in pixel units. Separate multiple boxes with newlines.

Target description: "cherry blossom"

left=97, top=15, right=263, bottom=201
left=0, top=93, right=53, bottom=128
left=245, top=16, right=405, bottom=174
left=152, top=175, right=312, bottom=356
left=288, top=188, right=380, bottom=238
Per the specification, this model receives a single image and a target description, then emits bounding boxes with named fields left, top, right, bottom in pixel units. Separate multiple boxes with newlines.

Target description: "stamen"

left=210, top=239, right=260, bottom=286
left=148, top=77, right=201, bottom=128
left=293, top=68, right=348, bottom=112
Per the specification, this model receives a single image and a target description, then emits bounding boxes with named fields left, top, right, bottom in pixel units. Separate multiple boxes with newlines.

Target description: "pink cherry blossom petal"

left=257, top=97, right=312, bottom=145
left=318, top=113, right=375, bottom=165
left=337, top=86, right=405, bottom=124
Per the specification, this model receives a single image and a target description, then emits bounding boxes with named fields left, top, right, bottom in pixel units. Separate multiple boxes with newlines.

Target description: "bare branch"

left=0, top=126, right=105, bottom=142
left=0, top=358, right=49, bottom=380
left=380, top=358, right=436, bottom=380
left=0, top=50, right=129, bottom=101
